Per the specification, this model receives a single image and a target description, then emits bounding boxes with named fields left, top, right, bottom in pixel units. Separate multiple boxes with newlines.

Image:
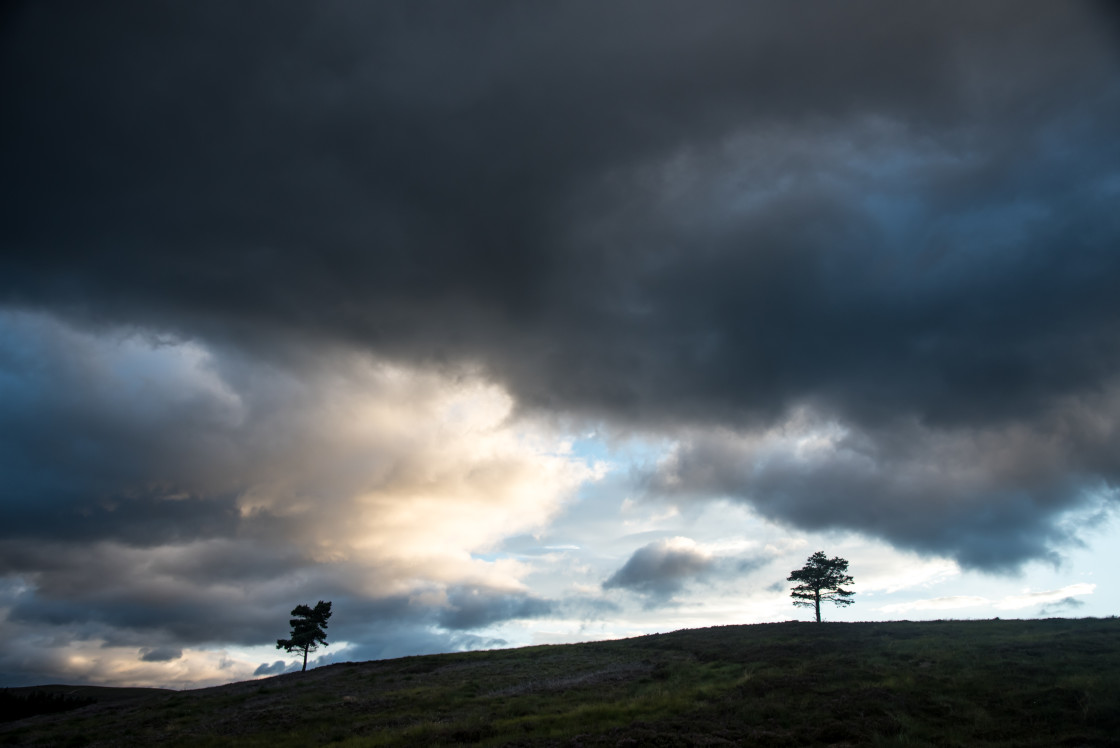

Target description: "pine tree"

left=276, top=600, right=332, bottom=671
left=787, top=552, right=854, bottom=622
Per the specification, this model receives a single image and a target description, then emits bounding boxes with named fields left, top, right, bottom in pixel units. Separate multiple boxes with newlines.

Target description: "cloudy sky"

left=2, top=1, right=1120, bottom=688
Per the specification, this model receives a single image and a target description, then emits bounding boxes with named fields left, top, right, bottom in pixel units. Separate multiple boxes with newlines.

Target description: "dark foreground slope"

left=1, top=618, right=1118, bottom=747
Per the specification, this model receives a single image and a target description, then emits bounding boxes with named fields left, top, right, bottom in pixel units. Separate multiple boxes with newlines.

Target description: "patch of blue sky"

left=469, top=552, right=507, bottom=563
left=567, top=429, right=671, bottom=470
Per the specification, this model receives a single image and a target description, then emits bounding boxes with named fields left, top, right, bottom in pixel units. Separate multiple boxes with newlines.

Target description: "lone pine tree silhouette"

left=276, top=600, right=332, bottom=672
left=787, top=552, right=854, bottom=623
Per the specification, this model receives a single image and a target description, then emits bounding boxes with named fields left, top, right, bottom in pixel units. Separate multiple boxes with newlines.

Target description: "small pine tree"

left=787, top=551, right=854, bottom=622
left=276, top=600, right=332, bottom=672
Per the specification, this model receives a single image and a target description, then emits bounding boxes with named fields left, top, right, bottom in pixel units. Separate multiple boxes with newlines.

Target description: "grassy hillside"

left=1, top=618, right=1117, bottom=747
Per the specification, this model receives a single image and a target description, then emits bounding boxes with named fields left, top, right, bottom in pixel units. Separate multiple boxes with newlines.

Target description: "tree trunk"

left=301, top=645, right=308, bottom=672
left=814, top=591, right=821, bottom=623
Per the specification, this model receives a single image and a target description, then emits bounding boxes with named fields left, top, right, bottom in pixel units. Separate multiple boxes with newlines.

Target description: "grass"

left=1, top=618, right=1118, bottom=746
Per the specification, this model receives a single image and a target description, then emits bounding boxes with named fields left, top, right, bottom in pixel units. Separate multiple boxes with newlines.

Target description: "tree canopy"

left=787, top=551, right=854, bottom=623
left=276, top=600, right=332, bottom=672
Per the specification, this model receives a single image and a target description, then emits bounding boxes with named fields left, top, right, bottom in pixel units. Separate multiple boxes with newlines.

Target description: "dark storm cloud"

left=1, top=0, right=1119, bottom=609
left=1038, top=597, right=1086, bottom=617
left=0, top=540, right=313, bottom=645
left=139, top=646, right=183, bottom=663
left=643, top=401, right=1120, bottom=570
left=253, top=661, right=290, bottom=676
left=603, top=540, right=712, bottom=599
left=0, top=312, right=254, bottom=548
left=4, top=1, right=1118, bottom=429
left=437, top=586, right=553, bottom=631
left=602, top=539, right=766, bottom=605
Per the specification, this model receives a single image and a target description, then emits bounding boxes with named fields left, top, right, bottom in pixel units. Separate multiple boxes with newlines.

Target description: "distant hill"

left=1, top=618, right=1118, bottom=746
